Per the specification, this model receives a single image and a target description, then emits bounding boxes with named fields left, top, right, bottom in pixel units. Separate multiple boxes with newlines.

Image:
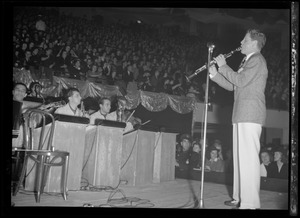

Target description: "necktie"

left=238, top=57, right=246, bottom=69
left=239, top=56, right=247, bottom=69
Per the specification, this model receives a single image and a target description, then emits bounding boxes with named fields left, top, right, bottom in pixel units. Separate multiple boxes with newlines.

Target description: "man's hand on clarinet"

left=209, top=64, right=218, bottom=78
left=214, top=54, right=226, bottom=68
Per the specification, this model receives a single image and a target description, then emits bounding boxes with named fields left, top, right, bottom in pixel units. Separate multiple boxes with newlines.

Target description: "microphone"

left=207, top=42, right=215, bottom=49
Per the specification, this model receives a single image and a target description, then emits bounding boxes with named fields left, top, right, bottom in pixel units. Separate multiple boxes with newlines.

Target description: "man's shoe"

left=224, top=199, right=240, bottom=207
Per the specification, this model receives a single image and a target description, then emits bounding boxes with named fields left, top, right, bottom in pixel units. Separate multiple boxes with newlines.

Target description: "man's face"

left=261, top=152, right=270, bottom=164
left=13, top=84, right=27, bottom=102
left=100, top=99, right=111, bottom=114
left=22, top=43, right=27, bottom=50
left=69, top=91, right=81, bottom=106
left=181, top=139, right=191, bottom=152
left=25, top=51, right=31, bottom=58
left=62, top=51, right=67, bottom=58
left=240, top=33, right=256, bottom=55
left=210, top=150, right=218, bottom=160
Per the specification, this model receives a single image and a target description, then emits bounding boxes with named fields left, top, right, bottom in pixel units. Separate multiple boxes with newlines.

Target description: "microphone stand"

left=199, top=44, right=214, bottom=209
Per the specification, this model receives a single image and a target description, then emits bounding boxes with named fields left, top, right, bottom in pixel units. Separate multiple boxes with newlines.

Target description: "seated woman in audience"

left=86, top=64, right=100, bottom=82
left=260, top=149, right=273, bottom=177
left=189, top=141, right=202, bottom=170
left=29, top=47, right=42, bottom=80
left=40, top=48, right=56, bottom=80
left=212, top=139, right=224, bottom=160
left=205, top=146, right=225, bottom=172
left=175, top=134, right=192, bottom=171
left=54, top=50, right=71, bottom=77
left=268, top=146, right=288, bottom=179
left=68, top=59, right=86, bottom=80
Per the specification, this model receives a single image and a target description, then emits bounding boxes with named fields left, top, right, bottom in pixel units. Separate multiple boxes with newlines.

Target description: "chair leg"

left=13, top=154, right=28, bottom=196
left=41, top=157, right=51, bottom=194
left=35, top=155, right=45, bottom=203
left=61, top=155, right=69, bottom=200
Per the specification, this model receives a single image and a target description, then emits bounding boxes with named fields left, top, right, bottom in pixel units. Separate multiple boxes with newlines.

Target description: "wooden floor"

left=10, top=178, right=288, bottom=211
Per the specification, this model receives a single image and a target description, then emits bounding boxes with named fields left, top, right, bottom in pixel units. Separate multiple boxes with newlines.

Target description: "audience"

left=268, top=146, right=288, bottom=180
left=205, top=146, right=225, bottom=173
left=13, top=7, right=288, bottom=111
left=174, top=133, right=289, bottom=180
left=189, top=141, right=202, bottom=169
left=260, top=149, right=273, bottom=177
left=175, top=133, right=192, bottom=171
left=212, top=139, right=224, bottom=161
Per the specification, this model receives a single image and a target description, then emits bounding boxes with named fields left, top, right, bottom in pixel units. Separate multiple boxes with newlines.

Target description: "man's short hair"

left=66, top=87, right=80, bottom=99
left=99, top=97, right=111, bottom=105
left=247, top=29, right=266, bottom=50
left=14, top=82, right=28, bottom=93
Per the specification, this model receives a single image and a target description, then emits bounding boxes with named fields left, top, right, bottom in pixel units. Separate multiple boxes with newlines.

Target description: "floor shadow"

left=175, top=167, right=235, bottom=202
left=175, top=167, right=200, bottom=208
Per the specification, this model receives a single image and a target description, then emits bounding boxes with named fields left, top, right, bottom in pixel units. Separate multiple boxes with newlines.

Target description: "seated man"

left=175, top=133, right=192, bottom=171
left=55, top=87, right=89, bottom=118
left=13, top=82, right=28, bottom=103
left=89, top=97, right=115, bottom=124
left=89, top=97, right=135, bottom=133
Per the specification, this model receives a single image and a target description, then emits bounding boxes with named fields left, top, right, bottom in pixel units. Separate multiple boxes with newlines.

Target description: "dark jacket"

left=268, top=162, right=288, bottom=179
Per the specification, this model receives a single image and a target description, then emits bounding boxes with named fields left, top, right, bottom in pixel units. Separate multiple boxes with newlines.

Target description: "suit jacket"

left=211, top=52, right=268, bottom=125
left=89, top=110, right=116, bottom=124
left=54, top=104, right=84, bottom=117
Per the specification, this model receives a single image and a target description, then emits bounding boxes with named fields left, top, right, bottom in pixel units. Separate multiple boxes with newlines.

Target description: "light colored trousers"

left=232, top=122, right=262, bottom=209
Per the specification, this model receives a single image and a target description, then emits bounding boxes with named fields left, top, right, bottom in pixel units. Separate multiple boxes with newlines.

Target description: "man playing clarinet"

left=209, top=29, right=268, bottom=209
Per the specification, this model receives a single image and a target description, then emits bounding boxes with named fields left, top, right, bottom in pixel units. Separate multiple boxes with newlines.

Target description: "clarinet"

left=185, top=47, right=242, bottom=82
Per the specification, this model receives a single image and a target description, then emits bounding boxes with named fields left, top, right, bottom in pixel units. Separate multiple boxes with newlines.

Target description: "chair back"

left=22, top=109, right=55, bottom=151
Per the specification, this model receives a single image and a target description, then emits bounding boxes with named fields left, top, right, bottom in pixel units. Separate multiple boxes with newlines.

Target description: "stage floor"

left=10, top=178, right=288, bottom=210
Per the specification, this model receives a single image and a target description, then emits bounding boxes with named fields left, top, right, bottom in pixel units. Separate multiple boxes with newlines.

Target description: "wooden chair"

left=12, top=109, right=70, bottom=203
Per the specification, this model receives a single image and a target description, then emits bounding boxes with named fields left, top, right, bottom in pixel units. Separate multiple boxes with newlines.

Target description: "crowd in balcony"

left=13, top=7, right=289, bottom=111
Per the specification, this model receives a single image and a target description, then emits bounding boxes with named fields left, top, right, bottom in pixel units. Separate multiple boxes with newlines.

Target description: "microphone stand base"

left=199, top=199, right=204, bottom=208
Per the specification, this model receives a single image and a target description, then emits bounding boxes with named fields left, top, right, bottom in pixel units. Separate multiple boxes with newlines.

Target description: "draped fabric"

left=52, top=76, right=122, bottom=98
left=125, top=90, right=196, bottom=114
left=13, top=68, right=196, bottom=114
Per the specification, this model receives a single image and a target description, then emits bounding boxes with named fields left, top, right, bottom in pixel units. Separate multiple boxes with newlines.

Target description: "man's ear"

left=252, top=40, right=258, bottom=49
